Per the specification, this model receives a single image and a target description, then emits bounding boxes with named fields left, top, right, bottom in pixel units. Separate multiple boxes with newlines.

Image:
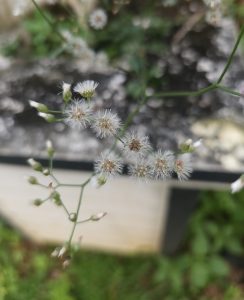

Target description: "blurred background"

left=0, top=0, right=244, bottom=299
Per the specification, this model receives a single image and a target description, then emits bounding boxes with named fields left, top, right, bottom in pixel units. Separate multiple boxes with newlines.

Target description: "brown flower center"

left=102, top=159, right=116, bottom=173
left=129, top=139, right=142, bottom=152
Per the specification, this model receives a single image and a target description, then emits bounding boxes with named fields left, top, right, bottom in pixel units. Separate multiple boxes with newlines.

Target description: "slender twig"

left=67, top=187, right=84, bottom=247
left=216, top=85, right=244, bottom=98
left=217, top=25, right=244, bottom=84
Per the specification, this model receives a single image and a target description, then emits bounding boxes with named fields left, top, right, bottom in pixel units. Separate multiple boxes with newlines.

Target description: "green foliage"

left=154, top=189, right=244, bottom=298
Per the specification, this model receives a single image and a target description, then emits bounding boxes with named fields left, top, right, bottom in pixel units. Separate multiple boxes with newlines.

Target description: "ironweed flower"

left=174, top=154, right=193, bottom=181
left=92, top=109, right=121, bottom=138
left=94, top=151, right=123, bottom=177
left=74, top=80, right=98, bottom=99
left=64, top=100, right=92, bottom=129
left=123, top=131, right=151, bottom=158
left=150, top=150, right=174, bottom=179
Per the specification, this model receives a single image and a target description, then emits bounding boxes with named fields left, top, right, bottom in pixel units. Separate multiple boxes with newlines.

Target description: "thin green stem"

left=77, top=217, right=92, bottom=224
left=31, top=0, right=66, bottom=43
left=60, top=201, right=70, bottom=217
left=58, top=183, right=83, bottom=188
left=216, top=84, right=244, bottom=98
left=217, top=25, right=244, bottom=84
left=148, top=84, right=217, bottom=99
left=68, top=187, right=84, bottom=246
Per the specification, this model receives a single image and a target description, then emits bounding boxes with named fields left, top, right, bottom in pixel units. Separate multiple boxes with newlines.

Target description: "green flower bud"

left=46, top=140, right=55, bottom=158
left=33, top=199, right=43, bottom=206
left=27, top=158, right=43, bottom=172
left=29, top=100, right=49, bottom=113
left=38, top=112, right=56, bottom=123
left=62, top=82, right=72, bottom=104
left=52, top=191, right=62, bottom=206
left=69, top=213, right=77, bottom=222
left=42, top=169, right=50, bottom=176
left=28, top=176, right=38, bottom=184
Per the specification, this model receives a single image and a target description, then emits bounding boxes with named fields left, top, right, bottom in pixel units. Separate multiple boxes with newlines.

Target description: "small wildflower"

left=64, top=100, right=92, bottom=129
left=29, top=100, right=49, bottom=113
left=231, top=175, right=244, bottom=193
left=174, top=154, right=193, bottom=181
left=150, top=150, right=174, bottom=179
left=129, top=159, right=151, bottom=180
left=62, top=82, right=72, bottom=103
left=74, top=80, right=98, bottom=99
left=123, top=131, right=151, bottom=158
left=89, top=9, right=108, bottom=30
left=27, top=158, right=43, bottom=172
left=90, top=212, right=107, bottom=221
left=38, top=112, right=56, bottom=123
left=90, top=175, right=107, bottom=188
left=94, top=151, right=123, bottom=177
left=92, top=109, right=121, bottom=138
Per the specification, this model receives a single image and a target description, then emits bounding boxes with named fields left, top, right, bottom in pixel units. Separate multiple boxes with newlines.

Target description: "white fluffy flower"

left=123, top=131, right=151, bottom=158
left=204, top=0, right=221, bottom=8
left=89, top=9, right=108, bottom=30
left=74, top=80, right=98, bottom=99
left=129, top=159, right=151, bottom=180
left=150, top=150, right=174, bottom=179
left=91, top=109, right=121, bottom=138
left=174, top=154, right=193, bottom=181
left=64, top=100, right=92, bottom=129
left=231, top=175, right=244, bottom=193
left=94, top=151, right=123, bottom=177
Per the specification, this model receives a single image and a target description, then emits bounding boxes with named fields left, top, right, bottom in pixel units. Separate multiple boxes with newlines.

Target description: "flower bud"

left=28, top=176, right=38, bottom=185
left=52, top=191, right=62, bottom=206
left=29, top=100, right=49, bottom=113
left=179, top=139, right=202, bottom=154
left=27, top=158, right=43, bottom=172
left=46, top=140, right=55, bottom=157
left=62, top=82, right=72, bottom=104
left=33, top=199, right=43, bottom=206
left=38, top=112, right=56, bottom=123
left=69, top=213, right=77, bottom=222
left=90, top=212, right=107, bottom=221
left=42, top=168, right=50, bottom=176
left=90, top=175, right=107, bottom=188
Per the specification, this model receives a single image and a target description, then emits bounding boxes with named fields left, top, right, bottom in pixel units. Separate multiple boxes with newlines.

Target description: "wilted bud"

left=29, top=100, right=49, bottom=113
left=52, top=191, right=62, bottom=206
left=90, top=212, right=107, bottom=221
left=33, top=199, right=43, bottom=206
left=27, top=158, right=43, bottom=172
left=69, top=213, right=77, bottom=222
left=62, top=82, right=72, bottom=104
left=42, top=168, right=50, bottom=176
left=46, top=140, right=55, bottom=158
left=28, top=176, right=38, bottom=185
left=38, top=112, right=56, bottom=123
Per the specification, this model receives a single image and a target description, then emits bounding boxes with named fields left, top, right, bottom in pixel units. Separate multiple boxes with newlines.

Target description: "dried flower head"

left=94, top=151, right=123, bottom=177
left=64, top=100, right=92, bottom=129
left=174, top=154, right=193, bottom=181
left=123, top=131, right=151, bottom=158
left=89, top=9, right=108, bottom=30
left=92, top=109, right=121, bottom=138
left=129, top=159, right=151, bottom=180
left=74, top=80, right=98, bottom=99
left=150, top=150, right=174, bottom=179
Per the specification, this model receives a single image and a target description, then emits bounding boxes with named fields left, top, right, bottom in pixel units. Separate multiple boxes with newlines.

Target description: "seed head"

left=123, top=131, right=151, bottom=158
left=150, top=150, right=174, bottom=179
left=92, top=109, right=121, bottom=138
left=89, top=9, right=108, bottom=30
left=64, top=100, right=92, bottom=129
left=174, top=154, right=193, bottom=181
left=94, top=151, right=123, bottom=177
left=129, top=159, right=151, bottom=180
